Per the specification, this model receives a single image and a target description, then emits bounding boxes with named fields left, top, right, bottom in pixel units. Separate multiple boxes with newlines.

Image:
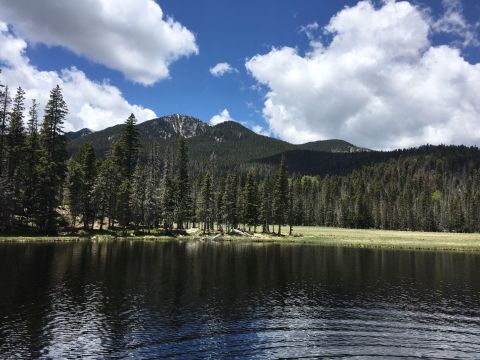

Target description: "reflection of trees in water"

left=1, top=241, right=480, bottom=357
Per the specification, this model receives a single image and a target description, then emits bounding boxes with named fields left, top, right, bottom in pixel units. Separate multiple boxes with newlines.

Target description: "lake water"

left=1, top=240, right=479, bottom=359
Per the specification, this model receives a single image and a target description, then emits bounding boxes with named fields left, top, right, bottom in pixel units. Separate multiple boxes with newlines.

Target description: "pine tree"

left=287, top=181, right=294, bottom=235
left=175, top=137, right=191, bottom=229
left=131, top=165, right=147, bottom=229
left=259, top=176, right=273, bottom=233
left=223, top=172, right=238, bottom=231
left=143, top=171, right=158, bottom=232
left=112, top=113, right=140, bottom=179
left=65, top=144, right=96, bottom=230
left=161, top=156, right=176, bottom=230
left=273, top=156, right=289, bottom=235
left=215, top=177, right=225, bottom=232
left=67, top=143, right=97, bottom=230
left=0, top=82, right=10, bottom=230
left=37, top=85, right=68, bottom=233
left=24, top=99, right=40, bottom=226
left=198, top=173, right=213, bottom=233
left=111, top=114, right=140, bottom=228
left=242, top=171, right=259, bottom=232
left=66, top=159, right=83, bottom=228
left=92, top=158, right=118, bottom=230
left=117, top=179, right=132, bottom=231
left=6, top=87, right=26, bottom=224
left=0, top=81, right=10, bottom=176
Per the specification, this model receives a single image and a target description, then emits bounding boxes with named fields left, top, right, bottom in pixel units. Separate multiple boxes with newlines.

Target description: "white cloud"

left=432, top=0, right=479, bottom=47
left=210, top=108, right=235, bottom=125
left=252, top=125, right=270, bottom=137
left=0, top=0, right=198, bottom=85
left=245, top=0, right=480, bottom=149
left=209, top=62, right=237, bottom=77
left=299, top=22, right=319, bottom=40
left=0, top=23, right=156, bottom=132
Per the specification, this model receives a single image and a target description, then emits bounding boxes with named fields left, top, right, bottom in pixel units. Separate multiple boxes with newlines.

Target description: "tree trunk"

left=277, top=224, right=281, bottom=235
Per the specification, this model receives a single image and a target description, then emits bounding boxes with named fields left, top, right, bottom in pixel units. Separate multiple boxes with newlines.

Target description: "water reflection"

left=1, top=241, right=479, bottom=358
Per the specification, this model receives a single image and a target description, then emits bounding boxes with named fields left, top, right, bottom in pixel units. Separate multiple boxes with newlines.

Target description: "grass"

left=283, top=226, right=480, bottom=251
left=1, top=226, right=479, bottom=252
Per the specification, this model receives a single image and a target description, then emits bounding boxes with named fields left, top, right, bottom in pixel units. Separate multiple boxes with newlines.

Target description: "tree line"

left=0, top=79, right=292, bottom=234
left=1, top=78, right=68, bottom=234
left=1, top=76, right=479, bottom=235
left=65, top=117, right=293, bottom=236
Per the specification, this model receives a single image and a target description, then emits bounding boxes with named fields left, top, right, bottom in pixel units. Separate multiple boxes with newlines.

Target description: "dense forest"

left=1, top=78, right=480, bottom=235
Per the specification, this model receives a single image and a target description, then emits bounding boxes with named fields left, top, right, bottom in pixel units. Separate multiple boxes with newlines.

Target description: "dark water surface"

left=1, top=240, right=480, bottom=359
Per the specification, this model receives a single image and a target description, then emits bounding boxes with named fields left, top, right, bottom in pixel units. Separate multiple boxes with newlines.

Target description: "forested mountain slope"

left=289, top=145, right=480, bottom=232
left=66, top=114, right=367, bottom=165
left=252, top=145, right=479, bottom=177
left=298, top=139, right=369, bottom=153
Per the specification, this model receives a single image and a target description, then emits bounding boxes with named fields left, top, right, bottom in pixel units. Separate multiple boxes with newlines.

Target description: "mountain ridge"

left=67, top=114, right=369, bottom=164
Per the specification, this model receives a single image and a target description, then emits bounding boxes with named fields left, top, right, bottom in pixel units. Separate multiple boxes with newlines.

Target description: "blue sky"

left=0, top=0, right=479, bottom=149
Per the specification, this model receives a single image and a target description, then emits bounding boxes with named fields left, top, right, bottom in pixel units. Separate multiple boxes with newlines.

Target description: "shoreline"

left=1, top=227, right=480, bottom=252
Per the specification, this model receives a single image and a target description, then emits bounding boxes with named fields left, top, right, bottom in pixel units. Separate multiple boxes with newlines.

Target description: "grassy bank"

left=1, top=227, right=479, bottom=251
left=283, top=227, right=480, bottom=251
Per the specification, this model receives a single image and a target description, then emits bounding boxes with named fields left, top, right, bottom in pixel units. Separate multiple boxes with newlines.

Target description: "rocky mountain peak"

left=161, top=114, right=209, bottom=138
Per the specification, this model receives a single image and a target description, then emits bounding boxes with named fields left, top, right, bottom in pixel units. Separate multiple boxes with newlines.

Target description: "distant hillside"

left=252, top=145, right=480, bottom=176
left=65, top=128, right=92, bottom=140
left=67, top=114, right=368, bottom=167
left=67, top=114, right=210, bottom=157
left=298, top=139, right=370, bottom=153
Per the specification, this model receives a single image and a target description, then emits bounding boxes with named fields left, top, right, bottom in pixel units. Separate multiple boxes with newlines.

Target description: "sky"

left=0, top=0, right=479, bottom=150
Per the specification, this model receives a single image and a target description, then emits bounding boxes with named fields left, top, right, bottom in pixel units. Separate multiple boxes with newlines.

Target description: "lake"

left=1, top=240, right=479, bottom=358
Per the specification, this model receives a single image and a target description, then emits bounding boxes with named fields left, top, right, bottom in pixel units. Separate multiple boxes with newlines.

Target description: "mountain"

left=67, top=114, right=210, bottom=157
left=66, top=114, right=368, bottom=168
left=65, top=128, right=92, bottom=140
left=298, top=139, right=370, bottom=153
left=252, top=149, right=396, bottom=176
left=252, top=144, right=480, bottom=176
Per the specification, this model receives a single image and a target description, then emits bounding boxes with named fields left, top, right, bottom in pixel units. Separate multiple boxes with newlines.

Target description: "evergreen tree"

left=111, top=114, right=140, bottom=228
left=66, top=159, right=83, bottom=228
left=161, top=156, right=176, bottom=230
left=242, top=171, right=259, bottom=232
left=287, top=181, right=294, bottom=235
left=223, top=172, right=238, bottom=231
left=36, top=85, right=68, bottom=233
left=5, top=87, right=26, bottom=223
left=117, top=179, right=132, bottom=231
left=198, top=173, right=214, bottom=233
left=92, top=158, right=118, bottom=230
left=215, top=177, right=225, bottom=232
left=143, top=171, right=158, bottom=232
left=67, top=143, right=97, bottom=230
left=0, top=81, right=10, bottom=176
left=175, top=137, right=191, bottom=229
left=24, top=99, right=40, bottom=226
left=259, top=176, right=273, bottom=233
left=273, top=156, right=289, bottom=235
left=112, top=113, right=140, bottom=179
left=0, top=82, right=10, bottom=230
left=131, top=165, right=147, bottom=229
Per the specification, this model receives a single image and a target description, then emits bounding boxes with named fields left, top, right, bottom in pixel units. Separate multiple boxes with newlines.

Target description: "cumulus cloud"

left=0, top=0, right=198, bottom=85
left=209, top=62, right=237, bottom=77
left=246, top=0, right=480, bottom=149
left=0, top=23, right=156, bottom=132
left=210, top=108, right=236, bottom=125
left=252, top=125, right=270, bottom=137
